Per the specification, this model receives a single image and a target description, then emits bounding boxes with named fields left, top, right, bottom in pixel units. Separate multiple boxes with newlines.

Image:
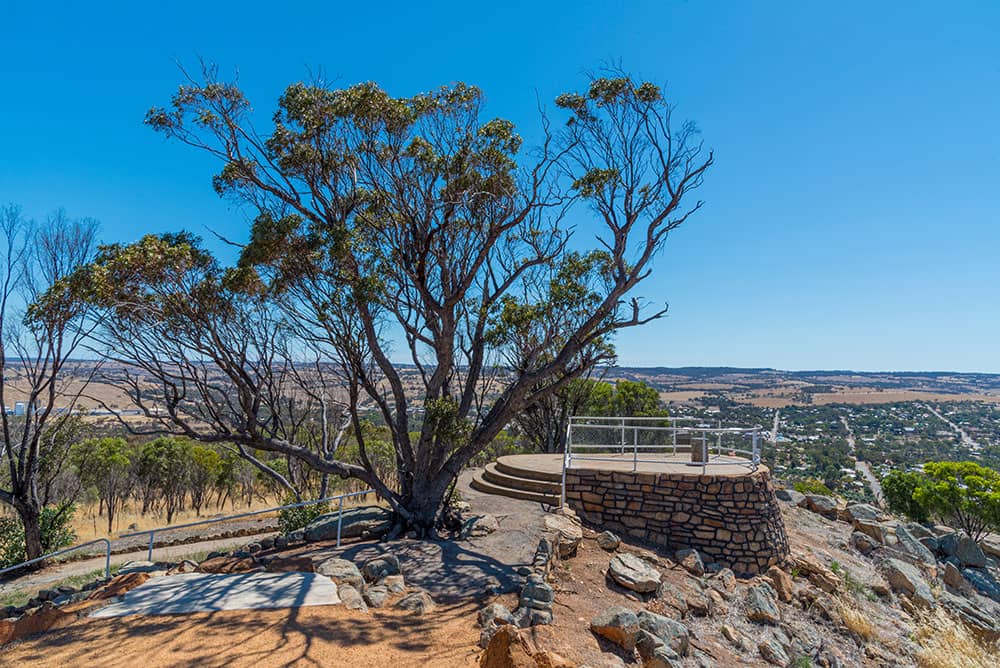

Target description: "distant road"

left=771, top=410, right=780, bottom=443
left=922, top=403, right=981, bottom=451
left=842, top=414, right=885, bottom=506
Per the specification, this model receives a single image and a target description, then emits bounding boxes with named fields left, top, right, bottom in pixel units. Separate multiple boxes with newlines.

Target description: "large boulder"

left=851, top=531, right=880, bottom=555
left=775, top=488, right=805, bottom=505
left=745, top=582, right=781, bottom=625
left=315, top=557, right=364, bottom=589
left=395, top=590, right=435, bottom=615
left=884, top=558, right=934, bottom=608
left=543, top=514, right=583, bottom=559
left=853, top=519, right=886, bottom=545
left=338, top=583, right=367, bottom=612
left=637, top=610, right=690, bottom=656
left=303, top=505, right=393, bottom=543
left=361, top=553, right=401, bottom=582
left=841, top=503, right=882, bottom=524
left=608, top=553, right=661, bottom=593
left=961, top=567, right=1000, bottom=604
left=596, top=531, right=620, bottom=551
left=952, top=533, right=988, bottom=568
left=765, top=565, right=794, bottom=603
left=804, top=495, right=840, bottom=519
left=590, top=607, right=640, bottom=651
left=479, top=625, right=535, bottom=668
left=889, top=525, right=936, bottom=567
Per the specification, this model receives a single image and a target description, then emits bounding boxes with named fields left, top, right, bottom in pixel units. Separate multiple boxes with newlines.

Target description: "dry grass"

left=913, top=607, right=1000, bottom=668
left=71, top=498, right=284, bottom=540
left=837, top=597, right=878, bottom=641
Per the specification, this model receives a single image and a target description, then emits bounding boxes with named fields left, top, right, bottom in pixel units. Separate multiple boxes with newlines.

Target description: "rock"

left=720, top=623, right=747, bottom=650
left=380, top=574, right=406, bottom=594
left=316, top=557, right=364, bottom=589
left=167, top=559, right=199, bottom=575
left=519, top=575, right=554, bottom=610
left=775, top=488, right=805, bottom=505
left=87, top=573, right=151, bottom=600
left=637, top=610, right=690, bottom=656
left=804, top=495, right=840, bottom=519
left=655, top=581, right=688, bottom=616
left=890, top=526, right=936, bottom=566
left=361, top=553, right=401, bottom=582
left=851, top=531, right=880, bottom=555
left=884, top=558, right=934, bottom=608
left=302, top=505, right=393, bottom=543
left=273, top=535, right=289, bottom=550
left=363, top=584, right=389, bottom=608
left=394, top=590, right=435, bottom=614
left=259, top=536, right=275, bottom=550
left=461, top=514, right=499, bottom=539
left=759, top=635, right=790, bottom=666
left=711, top=568, right=737, bottom=599
left=265, top=556, right=315, bottom=573
left=675, top=548, right=705, bottom=577
left=197, top=556, right=257, bottom=574
left=512, top=606, right=553, bottom=628
left=982, top=534, right=1000, bottom=560
left=789, top=554, right=840, bottom=593
left=938, top=591, right=1000, bottom=642
left=590, top=607, right=640, bottom=651
left=544, top=514, right=583, bottom=559
left=596, top=531, right=620, bottom=551
left=608, top=553, right=661, bottom=593
left=479, top=625, right=534, bottom=668
left=961, top=567, right=1000, bottom=604
left=765, top=565, right=795, bottom=603
left=479, top=603, right=515, bottom=628
left=745, top=582, right=781, bottom=625
left=841, top=503, right=881, bottom=523
left=37, top=589, right=58, bottom=602
left=636, top=631, right=682, bottom=668
left=942, top=561, right=971, bottom=593
left=338, top=583, right=367, bottom=612
left=853, top=519, right=886, bottom=545
left=951, top=533, right=988, bottom=568
left=685, top=590, right=712, bottom=617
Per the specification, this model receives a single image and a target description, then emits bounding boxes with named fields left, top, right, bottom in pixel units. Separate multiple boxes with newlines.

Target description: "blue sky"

left=2, top=1, right=999, bottom=372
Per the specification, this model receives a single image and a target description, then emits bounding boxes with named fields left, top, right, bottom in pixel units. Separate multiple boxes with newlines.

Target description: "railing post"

left=336, top=495, right=345, bottom=548
left=620, top=417, right=625, bottom=455
left=147, top=532, right=155, bottom=561
left=633, top=426, right=638, bottom=472
left=103, top=539, right=111, bottom=580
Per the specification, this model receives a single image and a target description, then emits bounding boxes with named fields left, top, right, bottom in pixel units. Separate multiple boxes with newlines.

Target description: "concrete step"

left=496, top=455, right=563, bottom=483
left=483, top=463, right=562, bottom=495
left=470, top=472, right=561, bottom=506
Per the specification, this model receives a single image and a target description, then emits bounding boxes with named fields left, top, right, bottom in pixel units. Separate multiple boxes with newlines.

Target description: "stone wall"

left=564, top=467, right=789, bottom=575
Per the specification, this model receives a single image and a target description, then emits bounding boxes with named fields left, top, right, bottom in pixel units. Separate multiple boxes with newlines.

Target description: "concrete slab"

left=90, top=571, right=340, bottom=617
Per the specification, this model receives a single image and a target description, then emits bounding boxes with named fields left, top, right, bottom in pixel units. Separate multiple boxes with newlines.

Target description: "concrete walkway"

left=90, top=571, right=340, bottom=617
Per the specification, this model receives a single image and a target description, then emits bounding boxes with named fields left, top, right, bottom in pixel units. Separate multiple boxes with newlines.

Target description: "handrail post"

left=620, top=417, right=625, bottom=455
left=336, top=495, right=345, bottom=548
left=147, top=532, right=155, bottom=561
left=633, top=426, right=638, bottom=472
left=103, top=539, right=111, bottom=580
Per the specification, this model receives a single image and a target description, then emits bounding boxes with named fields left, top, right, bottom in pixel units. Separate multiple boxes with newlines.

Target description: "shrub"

left=793, top=478, right=833, bottom=496
left=914, top=461, right=1000, bottom=541
left=0, top=504, right=77, bottom=568
left=278, top=500, right=330, bottom=536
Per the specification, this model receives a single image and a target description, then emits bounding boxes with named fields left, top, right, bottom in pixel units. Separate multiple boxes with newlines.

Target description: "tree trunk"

left=17, top=502, right=44, bottom=562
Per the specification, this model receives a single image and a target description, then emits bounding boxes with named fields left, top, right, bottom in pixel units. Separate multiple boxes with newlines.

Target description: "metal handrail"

left=120, top=489, right=375, bottom=561
left=565, top=415, right=762, bottom=477
left=0, top=538, right=112, bottom=581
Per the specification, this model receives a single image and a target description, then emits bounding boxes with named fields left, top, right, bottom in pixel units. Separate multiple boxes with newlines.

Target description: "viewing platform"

left=472, top=417, right=788, bottom=575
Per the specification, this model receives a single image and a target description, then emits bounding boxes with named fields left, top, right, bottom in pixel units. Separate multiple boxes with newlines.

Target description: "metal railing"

left=561, top=416, right=762, bottom=506
left=0, top=538, right=112, bottom=581
left=0, top=488, right=375, bottom=583
left=121, top=489, right=375, bottom=561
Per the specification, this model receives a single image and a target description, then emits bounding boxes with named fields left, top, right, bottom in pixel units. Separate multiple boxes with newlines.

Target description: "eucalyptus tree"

left=0, top=206, right=98, bottom=560
left=70, top=68, right=712, bottom=533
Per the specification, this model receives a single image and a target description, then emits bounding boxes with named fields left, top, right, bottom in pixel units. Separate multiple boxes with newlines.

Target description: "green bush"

left=278, top=500, right=330, bottom=536
left=0, top=504, right=77, bottom=568
left=793, top=478, right=833, bottom=496
left=882, top=470, right=930, bottom=523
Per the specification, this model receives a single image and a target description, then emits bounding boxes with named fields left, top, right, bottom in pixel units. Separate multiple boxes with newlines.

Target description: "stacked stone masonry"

left=564, top=467, right=789, bottom=575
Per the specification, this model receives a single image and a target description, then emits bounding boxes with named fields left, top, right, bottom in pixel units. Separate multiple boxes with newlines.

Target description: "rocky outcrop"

left=302, top=506, right=393, bottom=543
left=884, top=558, right=934, bottom=608
left=590, top=607, right=640, bottom=651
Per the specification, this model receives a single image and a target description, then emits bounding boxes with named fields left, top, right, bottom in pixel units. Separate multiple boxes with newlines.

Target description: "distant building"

left=13, top=402, right=25, bottom=416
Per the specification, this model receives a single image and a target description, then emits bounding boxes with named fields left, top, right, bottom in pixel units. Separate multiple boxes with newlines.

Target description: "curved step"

left=483, top=462, right=562, bottom=495
left=496, top=455, right=563, bottom=483
left=470, top=472, right=561, bottom=506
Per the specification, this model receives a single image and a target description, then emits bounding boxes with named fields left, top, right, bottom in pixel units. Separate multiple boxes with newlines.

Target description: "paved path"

left=90, top=571, right=340, bottom=617
left=841, top=414, right=885, bottom=506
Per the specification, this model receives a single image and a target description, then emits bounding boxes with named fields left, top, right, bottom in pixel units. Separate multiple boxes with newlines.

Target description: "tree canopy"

left=67, top=66, right=712, bottom=532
